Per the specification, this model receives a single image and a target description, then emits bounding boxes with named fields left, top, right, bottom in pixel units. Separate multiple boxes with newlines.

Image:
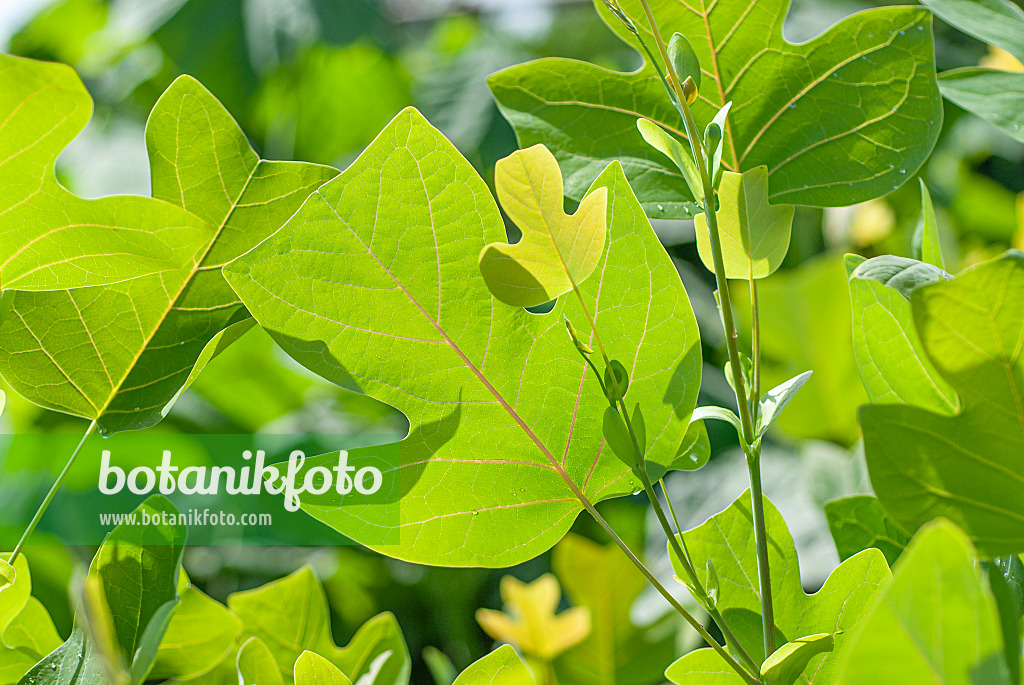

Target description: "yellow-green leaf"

left=761, top=634, right=835, bottom=685
left=696, top=167, right=794, bottom=280
left=294, top=652, right=352, bottom=685
left=476, top=574, right=590, bottom=661
left=479, top=144, right=608, bottom=307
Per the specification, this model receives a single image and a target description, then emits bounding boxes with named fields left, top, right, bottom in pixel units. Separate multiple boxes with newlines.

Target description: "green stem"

left=635, top=0, right=773, bottom=661
left=746, top=444, right=776, bottom=656
left=10, top=420, right=97, bottom=564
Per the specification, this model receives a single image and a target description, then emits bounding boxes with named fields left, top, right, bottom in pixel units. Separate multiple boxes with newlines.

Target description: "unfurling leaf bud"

left=603, top=0, right=638, bottom=35
left=564, top=316, right=594, bottom=356
left=668, top=33, right=702, bottom=92
left=682, top=76, right=698, bottom=105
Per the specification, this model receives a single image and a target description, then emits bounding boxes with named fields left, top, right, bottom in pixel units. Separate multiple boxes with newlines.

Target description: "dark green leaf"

left=824, top=495, right=910, bottom=567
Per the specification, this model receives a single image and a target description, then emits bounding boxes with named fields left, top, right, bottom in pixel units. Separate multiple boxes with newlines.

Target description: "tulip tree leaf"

left=150, top=585, right=244, bottom=681
left=0, top=55, right=213, bottom=291
left=224, top=108, right=702, bottom=566
left=848, top=255, right=952, bottom=300
left=238, top=638, right=286, bottom=685
left=666, top=492, right=890, bottom=683
left=861, top=251, right=1024, bottom=557
left=0, top=75, right=336, bottom=435
left=552, top=534, right=675, bottom=685
left=479, top=144, right=608, bottom=308
left=846, top=254, right=958, bottom=414
left=487, top=0, right=942, bottom=218
left=294, top=652, right=352, bottom=685
left=227, top=567, right=411, bottom=685
left=20, top=496, right=186, bottom=685
left=918, top=0, right=1024, bottom=143
left=920, top=0, right=1024, bottom=64
left=761, top=634, right=835, bottom=685
left=695, top=167, right=794, bottom=280
left=824, top=495, right=911, bottom=567
left=937, top=69, right=1024, bottom=145
left=839, top=521, right=1013, bottom=684
left=0, top=555, right=63, bottom=685
left=476, top=574, right=590, bottom=661
left=453, top=645, right=534, bottom=685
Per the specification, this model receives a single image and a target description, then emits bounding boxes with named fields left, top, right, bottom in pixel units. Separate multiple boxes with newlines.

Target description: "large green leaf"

left=487, top=0, right=942, bottom=218
left=919, top=0, right=1024, bottom=143
left=938, top=69, right=1024, bottom=144
left=862, top=251, right=1024, bottom=557
left=0, top=54, right=211, bottom=290
left=0, top=75, right=336, bottom=434
left=224, top=107, right=702, bottom=566
left=452, top=646, right=533, bottom=685
left=666, top=492, right=890, bottom=683
left=839, top=520, right=1012, bottom=684
left=846, top=254, right=957, bottom=414
left=552, top=534, right=674, bottom=685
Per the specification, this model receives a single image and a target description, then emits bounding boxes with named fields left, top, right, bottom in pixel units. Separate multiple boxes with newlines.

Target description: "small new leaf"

left=697, top=166, right=795, bottom=280
left=479, top=144, right=608, bottom=307
left=757, top=371, right=813, bottom=439
left=691, top=405, right=744, bottom=439
left=476, top=574, right=590, bottom=661
left=637, top=119, right=704, bottom=203
left=704, top=102, right=732, bottom=189
left=761, top=634, right=835, bottom=685
left=603, top=359, right=630, bottom=402
left=564, top=317, right=594, bottom=356
left=0, top=558, right=13, bottom=590
left=453, top=645, right=534, bottom=685
left=706, top=559, right=720, bottom=609
left=603, top=407, right=637, bottom=470
left=849, top=255, right=952, bottom=300
left=294, top=651, right=352, bottom=685
left=913, top=180, right=945, bottom=269
left=668, top=33, right=701, bottom=90
left=237, top=637, right=285, bottom=685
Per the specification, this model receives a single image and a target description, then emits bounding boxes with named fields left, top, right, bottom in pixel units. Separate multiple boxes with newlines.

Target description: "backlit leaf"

left=479, top=144, right=608, bottom=308
left=0, top=75, right=336, bottom=435
left=839, top=521, right=1012, bottom=684
left=846, top=254, right=957, bottom=413
left=667, top=492, right=890, bottom=682
left=224, top=108, right=702, bottom=566
left=452, top=645, right=534, bottom=685
left=0, top=55, right=213, bottom=291
left=294, top=652, right=352, bottom=685
left=861, top=251, right=1024, bottom=557
left=695, top=168, right=793, bottom=280
left=824, top=495, right=910, bottom=567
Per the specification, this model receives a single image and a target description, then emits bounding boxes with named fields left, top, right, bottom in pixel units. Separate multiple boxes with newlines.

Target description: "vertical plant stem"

left=751, top=281, right=762, bottom=408
left=746, top=443, right=775, bottom=656
left=9, top=420, right=98, bottom=565
left=635, top=0, right=773, bottom=659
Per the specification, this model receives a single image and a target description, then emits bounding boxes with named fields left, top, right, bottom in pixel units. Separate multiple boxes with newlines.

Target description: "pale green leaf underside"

left=0, top=75, right=335, bottom=434
left=668, top=492, right=890, bottom=683
left=862, top=251, right=1024, bottom=557
left=487, top=0, right=942, bottom=218
left=938, top=68, right=1024, bottom=145
left=480, top=144, right=608, bottom=308
left=846, top=254, right=957, bottom=414
left=840, top=521, right=1012, bottom=684
left=695, top=167, right=794, bottom=280
left=225, top=107, right=702, bottom=566
left=0, top=55, right=211, bottom=290
left=920, top=0, right=1024, bottom=63
left=453, top=645, right=534, bottom=685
